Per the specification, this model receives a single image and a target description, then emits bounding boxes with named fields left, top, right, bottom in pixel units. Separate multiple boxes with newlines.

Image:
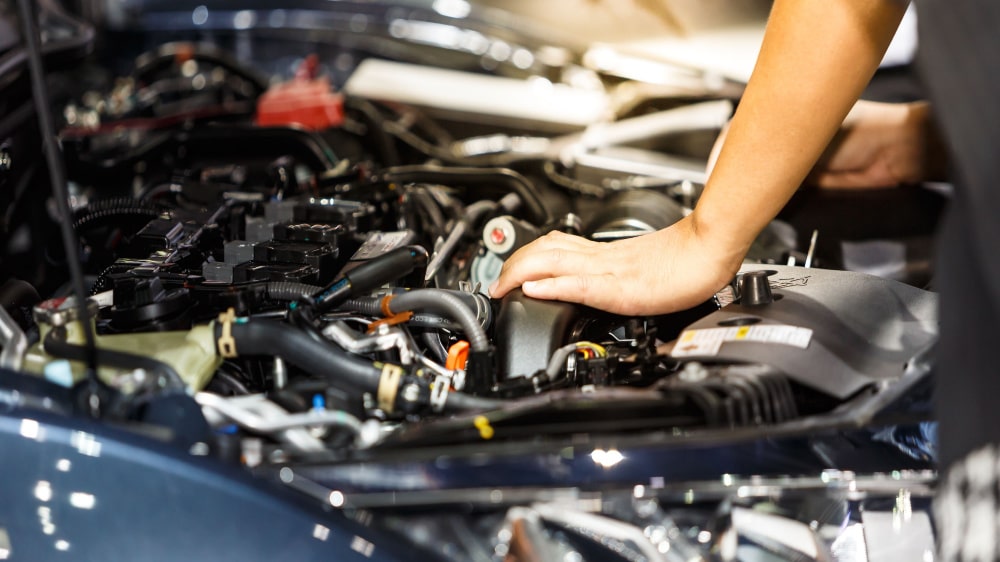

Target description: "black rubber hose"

left=266, top=282, right=322, bottom=302
left=313, top=246, right=428, bottom=312
left=221, top=320, right=384, bottom=393
left=382, top=166, right=551, bottom=226
left=343, top=289, right=490, bottom=352
left=443, top=392, right=505, bottom=413
left=387, top=290, right=489, bottom=352
left=43, top=329, right=186, bottom=390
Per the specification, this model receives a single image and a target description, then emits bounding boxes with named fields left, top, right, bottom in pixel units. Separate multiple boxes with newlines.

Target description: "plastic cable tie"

left=379, top=294, right=395, bottom=317
left=217, top=307, right=238, bottom=358
left=366, top=311, right=414, bottom=334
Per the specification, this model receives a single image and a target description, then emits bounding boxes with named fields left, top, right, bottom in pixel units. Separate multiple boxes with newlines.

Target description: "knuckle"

left=542, top=230, right=565, bottom=242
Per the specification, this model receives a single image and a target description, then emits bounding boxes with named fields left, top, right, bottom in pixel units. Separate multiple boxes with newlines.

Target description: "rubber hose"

left=387, top=290, right=489, bottom=352
left=383, top=166, right=551, bottom=226
left=443, top=392, right=505, bottom=413
left=222, top=320, right=385, bottom=392
left=340, top=297, right=382, bottom=317
left=266, top=282, right=322, bottom=301
left=338, top=299, right=463, bottom=330
left=343, top=290, right=489, bottom=352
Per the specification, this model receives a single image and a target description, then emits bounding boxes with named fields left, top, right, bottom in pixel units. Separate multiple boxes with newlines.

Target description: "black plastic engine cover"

left=494, top=289, right=582, bottom=380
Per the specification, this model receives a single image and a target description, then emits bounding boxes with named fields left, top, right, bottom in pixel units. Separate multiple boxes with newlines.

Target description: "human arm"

left=809, top=100, right=946, bottom=188
left=489, top=0, right=907, bottom=315
left=708, top=100, right=947, bottom=189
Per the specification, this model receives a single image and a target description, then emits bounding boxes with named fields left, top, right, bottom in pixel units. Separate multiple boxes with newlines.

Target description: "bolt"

left=402, top=383, right=420, bottom=403
left=0, top=149, right=11, bottom=172
left=679, top=362, right=709, bottom=383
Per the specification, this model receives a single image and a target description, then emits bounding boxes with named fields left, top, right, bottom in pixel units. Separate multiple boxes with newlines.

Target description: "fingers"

left=489, top=232, right=599, bottom=299
left=521, top=273, right=631, bottom=314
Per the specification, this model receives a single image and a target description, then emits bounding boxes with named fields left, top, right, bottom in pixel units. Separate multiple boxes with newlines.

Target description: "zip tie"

left=380, top=294, right=395, bottom=317
left=217, top=307, right=238, bottom=358
left=366, top=311, right=414, bottom=334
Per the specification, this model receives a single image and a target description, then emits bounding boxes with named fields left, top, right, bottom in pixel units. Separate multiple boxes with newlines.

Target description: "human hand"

left=488, top=215, right=745, bottom=316
left=708, top=100, right=943, bottom=189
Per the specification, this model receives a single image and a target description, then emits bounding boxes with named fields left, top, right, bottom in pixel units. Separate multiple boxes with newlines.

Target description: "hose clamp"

left=217, top=308, right=238, bottom=358
left=377, top=363, right=405, bottom=413
left=429, top=373, right=451, bottom=413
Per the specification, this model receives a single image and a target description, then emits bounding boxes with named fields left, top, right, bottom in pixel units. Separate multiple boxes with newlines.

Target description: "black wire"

left=16, top=0, right=102, bottom=414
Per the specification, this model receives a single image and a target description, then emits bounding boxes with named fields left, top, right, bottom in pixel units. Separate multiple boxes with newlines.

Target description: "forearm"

left=694, top=0, right=906, bottom=254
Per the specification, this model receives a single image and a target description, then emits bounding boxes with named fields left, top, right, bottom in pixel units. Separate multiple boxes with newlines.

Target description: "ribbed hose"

left=91, top=262, right=135, bottom=295
left=340, top=297, right=384, bottom=317
left=344, top=289, right=490, bottom=352
left=72, top=204, right=161, bottom=232
left=221, top=320, right=384, bottom=392
left=266, top=282, right=322, bottom=301
left=73, top=196, right=159, bottom=215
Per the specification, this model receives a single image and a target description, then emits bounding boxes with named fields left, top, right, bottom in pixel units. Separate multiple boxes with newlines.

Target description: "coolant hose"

left=266, top=282, right=322, bottom=301
left=218, top=319, right=384, bottom=392
left=344, top=289, right=490, bottom=352
left=443, top=392, right=505, bottom=413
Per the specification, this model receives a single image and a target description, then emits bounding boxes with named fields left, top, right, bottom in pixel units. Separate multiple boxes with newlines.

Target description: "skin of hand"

left=487, top=216, right=745, bottom=316
left=810, top=100, right=945, bottom=188
left=707, top=100, right=945, bottom=189
left=491, top=0, right=907, bottom=315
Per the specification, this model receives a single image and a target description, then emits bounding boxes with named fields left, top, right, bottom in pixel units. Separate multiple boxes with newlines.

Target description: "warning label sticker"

left=670, top=325, right=813, bottom=358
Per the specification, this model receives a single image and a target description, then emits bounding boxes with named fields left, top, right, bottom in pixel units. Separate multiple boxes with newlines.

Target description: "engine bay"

left=0, top=3, right=942, bottom=559
left=0, top=34, right=935, bottom=460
